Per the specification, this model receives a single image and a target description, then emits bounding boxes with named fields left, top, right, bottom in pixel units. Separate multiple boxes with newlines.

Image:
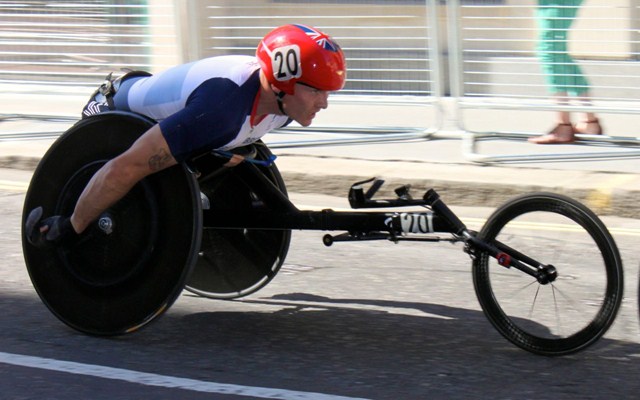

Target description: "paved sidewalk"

left=269, top=137, right=640, bottom=218
left=1, top=93, right=639, bottom=218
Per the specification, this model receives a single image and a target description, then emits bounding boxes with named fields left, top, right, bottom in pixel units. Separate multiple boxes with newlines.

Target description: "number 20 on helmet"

left=256, top=24, right=347, bottom=95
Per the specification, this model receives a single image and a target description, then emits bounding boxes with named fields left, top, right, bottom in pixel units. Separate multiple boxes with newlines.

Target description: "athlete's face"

left=283, top=83, right=329, bottom=127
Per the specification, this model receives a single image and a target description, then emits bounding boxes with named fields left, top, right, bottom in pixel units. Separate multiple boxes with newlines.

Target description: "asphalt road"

left=1, top=169, right=640, bottom=399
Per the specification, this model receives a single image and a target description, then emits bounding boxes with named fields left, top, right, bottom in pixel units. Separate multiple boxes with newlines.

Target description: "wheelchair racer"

left=26, top=24, right=346, bottom=247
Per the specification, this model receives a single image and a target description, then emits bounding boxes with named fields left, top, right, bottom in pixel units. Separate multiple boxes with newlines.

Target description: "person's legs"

left=537, top=3, right=583, bottom=96
left=533, top=1, right=586, bottom=144
left=573, top=91, right=603, bottom=134
left=552, top=93, right=572, bottom=125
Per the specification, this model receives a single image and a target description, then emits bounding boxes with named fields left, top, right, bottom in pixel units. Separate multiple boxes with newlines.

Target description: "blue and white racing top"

left=113, top=55, right=291, bottom=162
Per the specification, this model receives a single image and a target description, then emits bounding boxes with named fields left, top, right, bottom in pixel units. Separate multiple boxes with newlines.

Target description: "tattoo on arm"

left=148, top=149, right=173, bottom=171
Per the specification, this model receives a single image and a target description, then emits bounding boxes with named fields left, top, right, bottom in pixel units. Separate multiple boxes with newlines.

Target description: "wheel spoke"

left=528, top=284, right=541, bottom=320
left=551, top=284, right=561, bottom=335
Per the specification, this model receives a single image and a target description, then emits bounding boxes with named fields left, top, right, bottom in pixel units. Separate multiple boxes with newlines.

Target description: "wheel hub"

left=98, top=214, right=115, bottom=235
left=536, top=264, right=558, bottom=284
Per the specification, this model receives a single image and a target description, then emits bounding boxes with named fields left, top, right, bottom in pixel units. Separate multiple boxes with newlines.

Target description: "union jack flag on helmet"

left=293, top=24, right=340, bottom=52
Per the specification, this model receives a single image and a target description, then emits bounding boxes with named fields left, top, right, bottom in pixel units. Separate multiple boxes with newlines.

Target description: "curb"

left=3, top=154, right=638, bottom=219
left=280, top=171, right=639, bottom=219
left=0, top=156, right=40, bottom=171
left=274, top=155, right=640, bottom=219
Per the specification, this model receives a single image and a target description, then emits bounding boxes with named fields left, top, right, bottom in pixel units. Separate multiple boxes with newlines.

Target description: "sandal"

left=574, top=118, right=603, bottom=135
left=528, top=123, right=575, bottom=144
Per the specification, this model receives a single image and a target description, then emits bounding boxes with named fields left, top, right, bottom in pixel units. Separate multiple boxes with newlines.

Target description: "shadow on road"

left=2, top=291, right=639, bottom=399
left=166, top=292, right=640, bottom=399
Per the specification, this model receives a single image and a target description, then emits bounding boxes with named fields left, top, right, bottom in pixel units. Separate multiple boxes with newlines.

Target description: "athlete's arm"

left=70, top=123, right=177, bottom=233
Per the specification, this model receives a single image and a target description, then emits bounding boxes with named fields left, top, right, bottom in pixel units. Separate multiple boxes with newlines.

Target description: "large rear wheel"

left=22, top=112, right=202, bottom=335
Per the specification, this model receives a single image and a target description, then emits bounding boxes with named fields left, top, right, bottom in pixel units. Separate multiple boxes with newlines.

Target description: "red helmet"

left=256, top=24, right=346, bottom=95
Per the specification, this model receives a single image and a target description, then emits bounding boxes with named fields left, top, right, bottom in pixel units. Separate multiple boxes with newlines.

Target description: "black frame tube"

left=200, top=157, right=547, bottom=283
left=201, top=162, right=454, bottom=234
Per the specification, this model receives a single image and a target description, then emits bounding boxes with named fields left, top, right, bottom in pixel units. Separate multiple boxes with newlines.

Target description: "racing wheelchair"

left=22, top=111, right=624, bottom=356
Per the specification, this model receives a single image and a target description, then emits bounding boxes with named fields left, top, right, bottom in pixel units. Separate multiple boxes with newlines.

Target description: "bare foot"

left=574, top=119, right=603, bottom=135
left=528, top=123, right=575, bottom=144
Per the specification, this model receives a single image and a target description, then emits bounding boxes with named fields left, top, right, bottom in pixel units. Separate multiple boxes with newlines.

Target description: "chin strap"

left=275, top=91, right=287, bottom=115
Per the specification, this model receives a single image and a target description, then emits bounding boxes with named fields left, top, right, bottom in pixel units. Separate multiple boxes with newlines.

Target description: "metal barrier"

left=0, top=0, right=180, bottom=136
left=448, top=0, right=640, bottom=162
left=0, top=0, right=443, bottom=146
left=2, top=0, right=640, bottom=161
left=187, top=0, right=443, bottom=147
left=0, top=1, right=179, bottom=91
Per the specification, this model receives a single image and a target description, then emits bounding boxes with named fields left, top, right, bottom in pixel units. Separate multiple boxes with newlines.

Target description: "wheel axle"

left=536, top=264, right=558, bottom=284
left=98, top=214, right=114, bottom=235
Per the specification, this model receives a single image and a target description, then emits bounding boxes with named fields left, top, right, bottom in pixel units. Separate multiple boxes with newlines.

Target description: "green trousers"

left=536, top=0, right=590, bottom=96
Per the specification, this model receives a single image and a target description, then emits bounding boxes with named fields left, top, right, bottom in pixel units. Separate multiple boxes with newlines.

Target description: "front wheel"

left=473, top=192, right=623, bottom=356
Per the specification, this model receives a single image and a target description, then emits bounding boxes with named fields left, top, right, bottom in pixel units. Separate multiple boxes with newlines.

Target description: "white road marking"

left=0, top=351, right=370, bottom=400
